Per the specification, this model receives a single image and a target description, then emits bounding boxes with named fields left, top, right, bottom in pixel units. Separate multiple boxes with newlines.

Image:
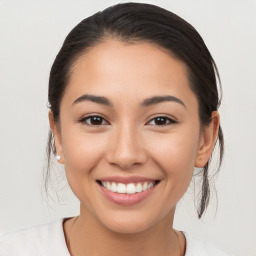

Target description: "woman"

left=0, top=2, right=229, bottom=255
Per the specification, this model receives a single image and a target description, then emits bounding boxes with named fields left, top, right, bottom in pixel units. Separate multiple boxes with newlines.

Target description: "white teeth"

left=136, top=183, right=143, bottom=193
left=111, top=182, right=117, bottom=192
left=148, top=183, right=153, bottom=189
left=101, top=181, right=157, bottom=194
left=106, top=182, right=111, bottom=190
left=117, top=183, right=126, bottom=193
left=126, top=183, right=136, bottom=194
left=142, top=182, right=148, bottom=191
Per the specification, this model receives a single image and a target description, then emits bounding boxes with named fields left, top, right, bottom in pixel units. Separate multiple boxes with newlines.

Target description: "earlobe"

left=195, top=111, right=220, bottom=168
left=48, top=111, right=64, bottom=164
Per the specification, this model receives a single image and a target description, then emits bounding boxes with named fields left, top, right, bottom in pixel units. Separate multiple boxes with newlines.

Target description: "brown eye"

left=81, top=116, right=108, bottom=126
left=148, top=116, right=175, bottom=126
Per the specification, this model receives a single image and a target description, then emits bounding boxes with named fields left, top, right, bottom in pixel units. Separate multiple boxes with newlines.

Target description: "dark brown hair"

left=46, top=2, right=224, bottom=218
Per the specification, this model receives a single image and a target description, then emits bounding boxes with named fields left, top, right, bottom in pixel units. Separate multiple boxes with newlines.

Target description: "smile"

left=99, top=181, right=157, bottom=194
left=96, top=177, right=161, bottom=206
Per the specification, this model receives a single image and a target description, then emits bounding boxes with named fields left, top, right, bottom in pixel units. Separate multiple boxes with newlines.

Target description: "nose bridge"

left=106, top=121, right=147, bottom=169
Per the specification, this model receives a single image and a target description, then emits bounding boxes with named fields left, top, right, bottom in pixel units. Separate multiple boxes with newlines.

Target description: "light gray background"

left=0, top=1, right=255, bottom=255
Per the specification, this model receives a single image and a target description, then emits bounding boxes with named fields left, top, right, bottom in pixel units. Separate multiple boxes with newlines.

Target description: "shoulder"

left=0, top=218, right=70, bottom=256
left=184, top=232, right=231, bottom=256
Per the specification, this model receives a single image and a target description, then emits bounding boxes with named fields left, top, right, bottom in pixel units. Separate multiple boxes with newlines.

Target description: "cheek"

left=61, top=126, right=107, bottom=177
left=60, top=127, right=108, bottom=209
left=146, top=128, right=200, bottom=190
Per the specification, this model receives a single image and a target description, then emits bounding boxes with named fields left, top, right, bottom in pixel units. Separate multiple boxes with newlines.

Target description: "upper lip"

left=97, top=176, right=160, bottom=184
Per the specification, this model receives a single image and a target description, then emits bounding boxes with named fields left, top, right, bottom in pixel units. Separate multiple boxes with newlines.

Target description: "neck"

left=68, top=205, right=181, bottom=256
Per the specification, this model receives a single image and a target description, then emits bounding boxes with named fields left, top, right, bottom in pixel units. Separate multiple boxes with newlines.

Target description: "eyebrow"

left=141, top=95, right=186, bottom=108
left=72, top=94, right=186, bottom=108
left=73, top=94, right=113, bottom=106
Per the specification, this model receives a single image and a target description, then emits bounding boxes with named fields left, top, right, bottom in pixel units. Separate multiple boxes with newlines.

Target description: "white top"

left=0, top=218, right=230, bottom=256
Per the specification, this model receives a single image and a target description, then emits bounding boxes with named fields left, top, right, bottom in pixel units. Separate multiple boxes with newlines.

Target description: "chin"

left=103, top=219, right=152, bottom=234
left=96, top=210, right=164, bottom=234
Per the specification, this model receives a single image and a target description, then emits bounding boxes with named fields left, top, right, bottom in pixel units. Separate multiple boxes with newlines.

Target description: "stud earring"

left=56, top=155, right=61, bottom=161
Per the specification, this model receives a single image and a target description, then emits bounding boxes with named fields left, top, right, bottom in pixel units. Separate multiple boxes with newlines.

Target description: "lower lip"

left=98, top=183, right=158, bottom=206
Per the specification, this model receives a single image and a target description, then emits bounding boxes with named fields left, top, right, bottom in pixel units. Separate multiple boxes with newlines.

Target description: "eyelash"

left=79, top=115, right=177, bottom=127
left=79, top=115, right=109, bottom=126
left=146, top=116, right=177, bottom=126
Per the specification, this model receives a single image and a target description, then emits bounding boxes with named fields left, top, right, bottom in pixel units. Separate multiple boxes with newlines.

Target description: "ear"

left=48, top=111, right=64, bottom=164
left=195, top=111, right=220, bottom=168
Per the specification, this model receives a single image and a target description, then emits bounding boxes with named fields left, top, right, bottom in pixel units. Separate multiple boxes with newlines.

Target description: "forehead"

left=63, top=39, right=197, bottom=108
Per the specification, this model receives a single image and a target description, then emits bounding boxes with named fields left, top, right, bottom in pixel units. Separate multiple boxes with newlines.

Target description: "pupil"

left=155, top=117, right=166, bottom=125
left=91, top=117, right=102, bottom=125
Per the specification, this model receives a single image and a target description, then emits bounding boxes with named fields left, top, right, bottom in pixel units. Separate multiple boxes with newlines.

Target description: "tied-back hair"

left=46, top=2, right=224, bottom=218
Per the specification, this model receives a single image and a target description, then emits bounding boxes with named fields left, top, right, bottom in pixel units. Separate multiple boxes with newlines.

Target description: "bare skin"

left=50, top=39, right=219, bottom=256
left=63, top=214, right=186, bottom=256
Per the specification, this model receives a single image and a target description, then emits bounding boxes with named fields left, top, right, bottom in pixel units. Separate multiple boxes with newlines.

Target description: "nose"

left=105, top=123, right=148, bottom=170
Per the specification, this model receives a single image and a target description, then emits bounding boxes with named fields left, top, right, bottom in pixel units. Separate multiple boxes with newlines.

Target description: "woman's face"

left=52, top=39, right=215, bottom=233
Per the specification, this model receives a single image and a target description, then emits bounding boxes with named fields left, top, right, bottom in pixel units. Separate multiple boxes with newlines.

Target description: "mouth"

left=96, top=180, right=160, bottom=195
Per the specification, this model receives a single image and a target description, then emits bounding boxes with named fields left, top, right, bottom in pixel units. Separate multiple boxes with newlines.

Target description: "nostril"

left=105, top=136, right=147, bottom=169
